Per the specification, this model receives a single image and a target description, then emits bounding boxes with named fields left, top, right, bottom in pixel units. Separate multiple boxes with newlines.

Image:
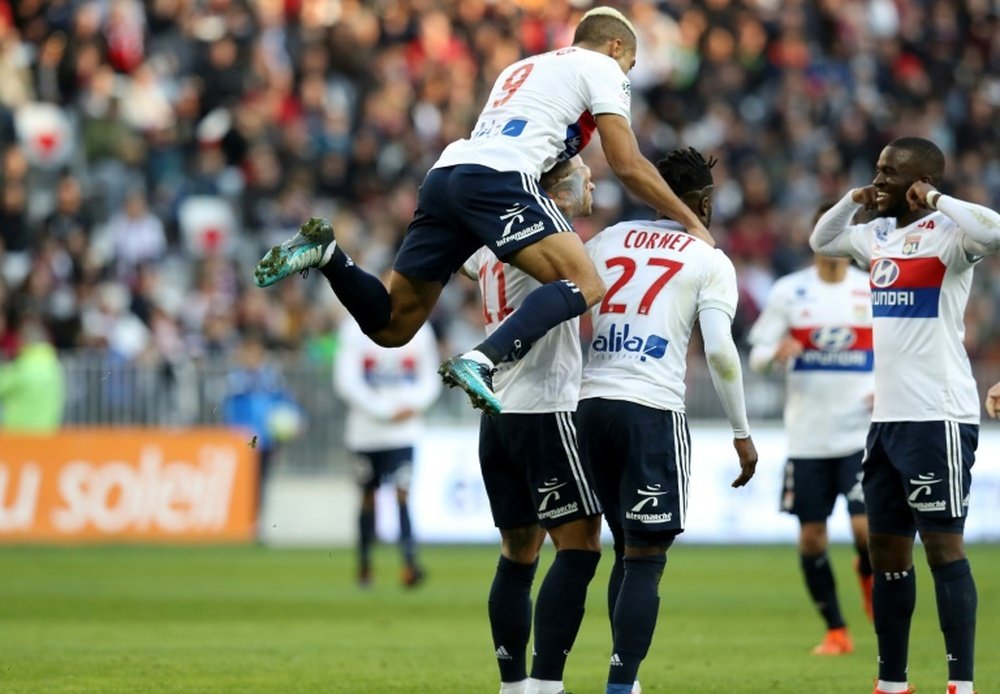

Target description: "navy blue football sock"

left=874, top=567, right=916, bottom=682
left=489, top=555, right=538, bottom=683
left=855, top=542, right=874, bottom=576
left=608, top=554, right=666, bottom=686
left=319, top=247, right=392, bottom=335
left=800, top=552, right=846, bottom=629
left=530, top=549, right=601, bottom=681
left=607, top=548, right=625, bottom=640
left=932, top=559, right=977, bottom=681
left=398, top=501, right=415, bottom=566
left=359, top=506, right=375, bottom=572
left=475, top=279, right=588, bottom=364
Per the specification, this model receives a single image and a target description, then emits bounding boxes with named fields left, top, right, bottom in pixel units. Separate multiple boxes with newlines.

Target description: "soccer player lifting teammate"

left=576, top=148, right=757, bottom=694
left=748, top=219, right=876, bottom=656
left=461, top=156, right=601, bottom=694
left=252, top=7, right=713, bottom=415
left=810, top=136, right=1000, bottom=694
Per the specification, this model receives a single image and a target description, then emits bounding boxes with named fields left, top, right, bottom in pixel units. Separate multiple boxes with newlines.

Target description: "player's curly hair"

left=656, top=147, right=718, bottom=197
left=888, top=136, right=945, bottom=181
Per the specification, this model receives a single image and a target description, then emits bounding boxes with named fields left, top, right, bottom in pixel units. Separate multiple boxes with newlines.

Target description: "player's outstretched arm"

left=986, top=381, right=1000, bottom=419
left=809, top=190, right=870, bottom=257
left=595, top=113, right=714, bottom=247
left=907, top=182, right=1000, bottom=255
left=700, top=307, right=757, bottom=486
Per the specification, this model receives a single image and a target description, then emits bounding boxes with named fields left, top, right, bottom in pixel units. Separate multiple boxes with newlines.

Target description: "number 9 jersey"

left=433, top=47, right=632, bottom=180
left=580, top=219, right=739, bottom=411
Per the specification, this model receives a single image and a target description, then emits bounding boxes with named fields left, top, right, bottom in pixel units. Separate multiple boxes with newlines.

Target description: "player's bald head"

left=573, top=7, right=637, bottom=51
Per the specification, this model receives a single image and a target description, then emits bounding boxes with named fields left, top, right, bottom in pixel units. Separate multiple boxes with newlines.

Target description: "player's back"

left=464, top=248, right=581, bottom=413
left=433, top=47, right=631, bottom=179
left=580, top=219, right=737, bottom=411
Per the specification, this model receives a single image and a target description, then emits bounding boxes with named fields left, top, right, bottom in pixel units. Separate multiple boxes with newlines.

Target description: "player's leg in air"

left=253, top=166, right=603, bottom=415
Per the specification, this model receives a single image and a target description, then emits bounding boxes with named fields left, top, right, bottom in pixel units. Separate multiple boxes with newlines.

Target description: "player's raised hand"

left=906, top=181, right=939, bottom=210
left=685, top=219, right=716, bottom=248
left=731, top=436, right=758, bottom=488
left=986, top=381, right=1000, bottom=419
left=851, top=186, right=878, bottom=210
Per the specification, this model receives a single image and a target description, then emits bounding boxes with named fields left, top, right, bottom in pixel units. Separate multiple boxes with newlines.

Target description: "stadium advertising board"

left=0, top=429, right=257, bottom=543
left=374, top=424, right=1000, bottom=544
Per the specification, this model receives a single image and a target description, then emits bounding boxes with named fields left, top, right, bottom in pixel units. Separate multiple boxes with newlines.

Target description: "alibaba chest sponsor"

left=590, top=323, right=669, bottom=362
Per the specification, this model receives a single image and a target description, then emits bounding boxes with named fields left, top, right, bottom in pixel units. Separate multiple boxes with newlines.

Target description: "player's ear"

left=609, top=38, right=623, bottom=58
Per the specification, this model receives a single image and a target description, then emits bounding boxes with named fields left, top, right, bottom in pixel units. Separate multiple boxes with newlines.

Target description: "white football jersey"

left=463, top=249, right=581, bottom=413
left=839, top=210, right=980, bottom=423
left=433, top=47, right=631, bottom=179
left=580, top=219, right=738, bottom=410
left=748, top=266, right=874, bottom=457
left=333, top=319, right=442, bottom=451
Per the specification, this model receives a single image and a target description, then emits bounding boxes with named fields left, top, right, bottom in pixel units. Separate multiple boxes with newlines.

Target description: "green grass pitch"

left=1, top=543, right=997, bottom=693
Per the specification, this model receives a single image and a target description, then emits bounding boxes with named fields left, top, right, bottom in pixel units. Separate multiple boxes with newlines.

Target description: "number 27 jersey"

left=580, top=219, right=739, bottom=411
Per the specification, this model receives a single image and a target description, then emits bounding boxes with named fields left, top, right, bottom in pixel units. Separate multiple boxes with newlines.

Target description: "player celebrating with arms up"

left=811, top=136, right=1000, bottom=694
left=254, top=7, right=712, bottom=416
left=577, top=148, right=757, bottom=694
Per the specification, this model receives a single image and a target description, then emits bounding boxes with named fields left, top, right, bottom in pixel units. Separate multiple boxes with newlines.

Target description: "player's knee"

left=367, top=322, right=418, bottom=348
left=549, top=515, right=602, bottom=552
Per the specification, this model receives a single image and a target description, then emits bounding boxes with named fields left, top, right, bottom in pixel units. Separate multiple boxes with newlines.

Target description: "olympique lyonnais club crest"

left=902, top=235, right=921, bottom=255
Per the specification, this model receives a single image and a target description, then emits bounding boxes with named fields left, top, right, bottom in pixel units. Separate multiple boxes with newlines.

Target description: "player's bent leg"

left=491, top=525, right=546, bottom=690
left=920, top=529, right=977, bottom=691
left=530, top=515, right=602, bottom=688
left=506, top=232, right=606, bottom=307
left=364, top=271, right=442, bottom=347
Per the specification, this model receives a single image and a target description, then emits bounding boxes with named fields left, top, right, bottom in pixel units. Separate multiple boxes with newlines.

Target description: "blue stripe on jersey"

left=871, top=287, right=940, bottom=318
left=792, top=349, right=874, bottom=372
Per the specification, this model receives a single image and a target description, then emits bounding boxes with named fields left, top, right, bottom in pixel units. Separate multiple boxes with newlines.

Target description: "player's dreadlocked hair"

left=656, top=147, right=718, bottom=197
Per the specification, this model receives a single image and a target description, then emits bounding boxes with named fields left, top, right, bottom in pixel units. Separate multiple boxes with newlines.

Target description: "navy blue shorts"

left=393, top=164, right=573, bottom=284
left=576, top=398, right=690, bottom=548
left=479, top=411, right=601, bottom=530
left=780, top=451, right=866, bottom=523
left=863, top=421, right=978, bottom=536
left=354, top=447, right=414, bottom=493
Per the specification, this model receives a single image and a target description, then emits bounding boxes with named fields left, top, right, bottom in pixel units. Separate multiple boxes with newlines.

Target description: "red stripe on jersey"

left=576, top=111, right=596, bottom=151
left=790, top=326, right=873, bottom=350
left=870, top=256, right=946, bottom=289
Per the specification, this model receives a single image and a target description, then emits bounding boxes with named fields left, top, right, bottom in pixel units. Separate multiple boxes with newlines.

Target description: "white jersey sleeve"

left=698, top=250, right=739, bottom=318
left=433, top=47, right=631, bottom=179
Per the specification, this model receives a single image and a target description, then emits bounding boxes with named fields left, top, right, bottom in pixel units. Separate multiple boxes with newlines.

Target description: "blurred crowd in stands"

left=1, top=0, right=999, bottom=378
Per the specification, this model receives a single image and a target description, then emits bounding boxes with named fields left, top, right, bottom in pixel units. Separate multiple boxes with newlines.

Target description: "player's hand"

left=390, top=407, right=417, bottom=422
left=986, top=381, right=1000, bottom=419
left=731, top=436, right=758, bottom=488
left=906, top=181, right=938, bottom=210
left=773, top=337, right=803, bottom=365
left=685, top=219, right=716, bottom=247
left=851, top=186, right=878, bottom=210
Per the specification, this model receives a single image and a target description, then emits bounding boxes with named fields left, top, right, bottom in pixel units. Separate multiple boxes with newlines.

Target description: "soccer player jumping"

left=252, top=7, right=712, bottom=416
left=811, top=136, right=1000, bottom=694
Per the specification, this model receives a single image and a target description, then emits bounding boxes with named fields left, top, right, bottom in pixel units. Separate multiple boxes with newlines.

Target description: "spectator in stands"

left=0, top=312, right=64, bottom=432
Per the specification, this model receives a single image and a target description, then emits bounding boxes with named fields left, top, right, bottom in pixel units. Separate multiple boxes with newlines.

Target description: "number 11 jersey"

left=580, top=219, right=739, bottom=411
